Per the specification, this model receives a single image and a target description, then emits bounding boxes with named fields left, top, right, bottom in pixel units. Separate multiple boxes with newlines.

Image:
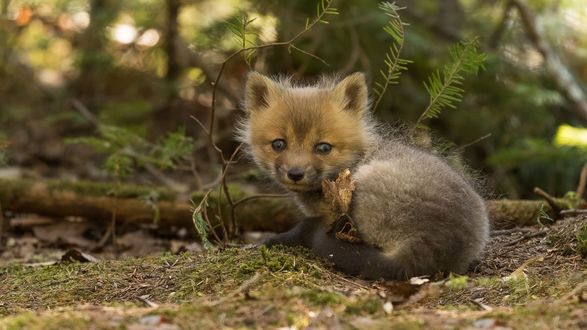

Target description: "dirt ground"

left=0, top=214, right=586, bottom=329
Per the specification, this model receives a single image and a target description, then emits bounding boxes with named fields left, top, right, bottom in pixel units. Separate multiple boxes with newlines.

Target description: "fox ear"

left=245, top=72, right=278, bottom=111
left=333, top=72, right=369, bottom=114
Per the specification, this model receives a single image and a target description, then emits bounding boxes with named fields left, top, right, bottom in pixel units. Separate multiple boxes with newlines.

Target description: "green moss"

left=475, top=276, right=502, bottom=288
left=1, top=312, right=90, bottom=330
left=576, top=224, right=587, bottom=257
left=390, top=320, right=426, bottom=330
left=345, top=297, right=382, bottom=315
left=446, top=273, right=469, bottom=290
left=299, top=289, right=342, bottom=306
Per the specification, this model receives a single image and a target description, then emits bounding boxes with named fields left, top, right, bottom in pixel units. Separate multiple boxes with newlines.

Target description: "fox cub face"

left=240, top=72, right=373, bottom=192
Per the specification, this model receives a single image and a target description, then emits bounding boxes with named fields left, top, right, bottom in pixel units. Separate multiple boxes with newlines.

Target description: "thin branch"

left=208, top=0, right=336, bottom=137
left=488, top=1, right=514, bottom=50
left=454, top=133, right=492, bottom=152
left=510, top=0, right=587, bottom=123
left=207, top=272, right=264, bottom=307
left=71, top=98, right=100, bottom=126
left=504, top=228, right=546, bottom=246
left=223, top=143, right=243, bottom=235
left=199, top=0, right=336, bottom=241
left=533, top=186, right=562, bottom=215
left=560, top=209, right=587, bottom=216
left=289, top=43, right=329, bottom=66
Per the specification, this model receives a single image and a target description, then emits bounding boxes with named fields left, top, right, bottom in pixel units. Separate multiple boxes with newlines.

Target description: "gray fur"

left=241, top=72, right=490, bottom=280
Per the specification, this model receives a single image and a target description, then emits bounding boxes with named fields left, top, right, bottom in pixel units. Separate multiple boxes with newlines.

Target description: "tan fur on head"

left=238, top=72, right=377, bottom=192
left=332, top=72, right=369, bottom=114
left=244, top=72, right=282, bottom=111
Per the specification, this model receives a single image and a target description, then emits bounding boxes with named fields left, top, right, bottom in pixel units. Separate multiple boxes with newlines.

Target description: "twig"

left=510, top=0, right=587, bottom=123
left=491, top=227, right=535, bottom=236
left=560, top=209, right=587, bottom=216
left=137, top=295, right=159, bottom=308
left=471, top=298, right=493, bottom=311
left=207, top=272, right=264, bottom=307
left=533, top=187, right=562, bottom=215
left=199, top=0, right=336, bottom=242
left=208, top=0, right=336, bottom=138
left=223, top=144, right=243, bottom=236
left=504, top=229, right=546, bottom=247
left=337, top=24, right=361, bottom=75
left=576, top=163, right=587, bottom=198
left=488, top=1, right=514, bottom=50
left=71, top=98, right=100, bottom=126
left=454, top=133, right=492, bottom=152
left=189, top=155, right=204, bottom=190
left=557, top=280, right=587, bottom=303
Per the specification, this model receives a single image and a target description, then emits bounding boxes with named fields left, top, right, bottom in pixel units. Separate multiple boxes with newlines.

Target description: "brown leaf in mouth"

left=322, top=168, right=363, bottom=244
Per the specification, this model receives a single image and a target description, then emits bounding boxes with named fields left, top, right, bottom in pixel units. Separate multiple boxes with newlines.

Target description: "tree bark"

left=0, top=178, right=557, bottom=232
left=510, top=0, right=587, bottom=123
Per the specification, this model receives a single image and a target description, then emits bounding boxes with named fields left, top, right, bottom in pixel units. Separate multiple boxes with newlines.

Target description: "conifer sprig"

left=226, top=13, right=260, bottom=65
left=373, top=2, right=411, bottom=112
left=415, top=37, right=486, bottom=129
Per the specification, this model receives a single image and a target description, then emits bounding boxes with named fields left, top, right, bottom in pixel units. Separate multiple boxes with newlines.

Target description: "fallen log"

left=0, top=178, right=556, bottom=231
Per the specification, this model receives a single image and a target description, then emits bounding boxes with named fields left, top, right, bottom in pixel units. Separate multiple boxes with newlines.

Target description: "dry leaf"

left=322, top=168, right=356, bottom=216
left=322, top=169, right=362, bottom=244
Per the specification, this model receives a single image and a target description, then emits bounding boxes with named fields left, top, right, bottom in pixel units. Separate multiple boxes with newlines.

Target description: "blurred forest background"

left=1, top=0, right=587, bottom=199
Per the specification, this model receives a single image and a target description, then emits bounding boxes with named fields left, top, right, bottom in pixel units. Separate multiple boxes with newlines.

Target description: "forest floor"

left=0, top=214, right=586, bottom=329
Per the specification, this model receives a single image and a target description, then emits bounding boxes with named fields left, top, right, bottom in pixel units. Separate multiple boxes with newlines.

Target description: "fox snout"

left=287, top=167, right=305, bottom=182
left=274, top=160, right=321, bottom=190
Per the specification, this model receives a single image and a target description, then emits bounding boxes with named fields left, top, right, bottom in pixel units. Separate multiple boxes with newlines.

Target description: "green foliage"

left=225, top=12, right=260, bottom=65
left=138, top=190, right=161, bottom=224
left=577, top=224, right=587, bottom=258
left=446, top=273, right=469, bottom=290
left=372, top=2, right=411, bottom=111
left=98, top=100, right=153, bottom=135
left=192, top=191, right=213, bottom=251
left=489, top=139, right=587, bottom=196
left=311, top=0, right=339, bottom=26
left=67, top=126, right=195, bottom=178
left=415, top=37, right=486, bottom=128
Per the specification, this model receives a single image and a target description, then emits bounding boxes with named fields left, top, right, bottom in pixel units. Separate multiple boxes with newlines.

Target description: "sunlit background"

left=1, top=0, right=587, bottom=198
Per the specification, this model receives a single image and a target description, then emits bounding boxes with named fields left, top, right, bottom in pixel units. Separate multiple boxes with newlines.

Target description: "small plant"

left=576, top=223, right=587, bottom=257
left=446, top=273, right=469, bottom=290
left=415, top=37, right=486, bottom=131
left=192, top=190, right=214, bottom=250
left=372, top=2, right=411, bottom=111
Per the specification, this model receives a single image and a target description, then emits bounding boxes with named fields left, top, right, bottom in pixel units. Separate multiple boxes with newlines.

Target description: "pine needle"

left=414, top=37, right=486, bottom=130
left=372, top=2, right=412, bottom=112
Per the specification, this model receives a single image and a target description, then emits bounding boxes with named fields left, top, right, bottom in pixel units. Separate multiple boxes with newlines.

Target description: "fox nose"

left=287, top=168, right=305, bottom=182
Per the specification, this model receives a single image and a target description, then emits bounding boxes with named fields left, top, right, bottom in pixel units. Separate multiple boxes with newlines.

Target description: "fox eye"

left=315, top=142, right=332, bottom=155
left=271, top=139, right=287, bottom=152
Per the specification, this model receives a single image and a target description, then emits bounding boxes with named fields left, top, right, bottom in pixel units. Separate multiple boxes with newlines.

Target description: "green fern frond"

left=415, top=37, right=486, bottom=129
left=372, top=2, right=412, bottom=111
left=226, top=12, right=260, bottom=66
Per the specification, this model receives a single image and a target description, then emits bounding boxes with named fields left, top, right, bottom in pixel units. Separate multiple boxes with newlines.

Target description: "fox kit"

left=238, top=72, right=490, bottom=280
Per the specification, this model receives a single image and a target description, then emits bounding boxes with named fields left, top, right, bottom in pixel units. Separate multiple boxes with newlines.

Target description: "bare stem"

left=201, top=0, right=336, bottom=241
